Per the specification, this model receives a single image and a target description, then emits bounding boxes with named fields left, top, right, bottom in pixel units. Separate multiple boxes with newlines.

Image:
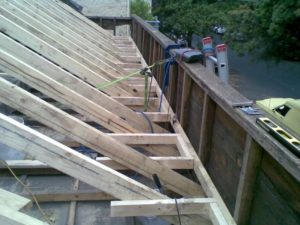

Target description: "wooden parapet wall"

left=126, top=13, right=300, bottom=225
left=0, top=1, right=234, bottom=225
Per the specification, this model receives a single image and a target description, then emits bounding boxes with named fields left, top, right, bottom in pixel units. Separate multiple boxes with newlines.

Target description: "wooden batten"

left=111, top=198, right=215, bottom=217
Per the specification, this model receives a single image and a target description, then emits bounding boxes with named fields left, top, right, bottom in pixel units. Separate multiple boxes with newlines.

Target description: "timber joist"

left=0, top=0, right=235, bottom=224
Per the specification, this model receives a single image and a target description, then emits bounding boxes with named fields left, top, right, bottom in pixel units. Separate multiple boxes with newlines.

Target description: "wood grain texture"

left=234, top=136, right=262, bottom=225
left=0, top=78, right=203, bottom=198
left=207, top=106, right=246, bottom=214
left=111, top=198, right=215, bottom=217
left=0, top=188, right=32, bottom=210
left=0, top=205, right=48, bottom=225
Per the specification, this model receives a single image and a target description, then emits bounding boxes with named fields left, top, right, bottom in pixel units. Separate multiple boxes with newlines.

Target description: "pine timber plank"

left=67, top=179, right=79, bottom=225
left=38, top=0, right=135, bottom=63
left=0, top=78, right=204, bottom=197
left=4, top=157, right=194, bottom=171
left=6, top=0, right=128, bottom=78
left=0, top=33, right=165, bottom=133
left=0, top=114, right=210, bottom=225
left=22, top=190, right=115, bottom=202
left=0, top=47, right=139, bottom=134
left=0, top=205, right=48, bottom=225
left=209, top=203, right=228, bottom=225
left=30, top=127, right=177, bottom=156
left=0, top=0, right=234, bottom=224
left=0, top=114, right=166, bottom=201
left=113, top=96, right=158, bottom=107
left=0, top=5, right=140, bottom=96
left=38, top=0, right=116, bottom=48
left=51, top=0, right=113, bottom=40
left=0, top=188, right=32, bottom=211
left=111, top=198, right=215, bottom=217
left=8, top=0, right=129, bottom=75
left=0, top=13, right=130, bottom=97
left=108, top=133, right=178, bottom=144
left=140, top=112, right=171, bottom=122
left=47, top=0, right=115, bottom=43
left=8, top=0, right=122, bottom=76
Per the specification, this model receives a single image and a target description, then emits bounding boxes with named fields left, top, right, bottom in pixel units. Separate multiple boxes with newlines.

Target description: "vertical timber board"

left=131, top=20, right=136, bottom=43
left=137, top=24, right=142, bottom=50
left=152, top=41, right=158, bottom=80
left=141, top=28, right=145, bottom=57
left=168, top=64, right=179, bottom=111
left=234, top=135, right=263, bottom=225
left=145, top=33, right=150, bottom=64
left=148, top=34, right=153, bottom=64
left=207, top=106, right=247, bottom=214
left=183, top=84, right=205, bottom=152
left=198, top=93, right=216, bottom=165
left=247, top=152, right=300, bottom=225
left=179, top=72, right=192, bottom=130
left=157, top=46, right=163, bottom=86
left=175, top=66, right=184, bottom=117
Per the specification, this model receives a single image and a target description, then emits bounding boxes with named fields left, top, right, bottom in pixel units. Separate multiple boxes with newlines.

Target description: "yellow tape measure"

left=256, top=117, right=300, bottom=157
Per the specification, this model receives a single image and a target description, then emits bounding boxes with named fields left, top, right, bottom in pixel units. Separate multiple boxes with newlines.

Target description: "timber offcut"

left=0, top=0, right=235, bottom=224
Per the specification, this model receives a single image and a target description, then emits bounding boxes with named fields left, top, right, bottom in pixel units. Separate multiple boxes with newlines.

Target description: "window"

left=274, top=105, right=291, bottom=117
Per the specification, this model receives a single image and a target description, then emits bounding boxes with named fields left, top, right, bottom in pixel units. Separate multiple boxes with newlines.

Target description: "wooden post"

left=167, top=63, right=178, bottom=110
left=234, top=135, right=262, bottom=225
left=67, top=179, right=79, bottom=225
left=179, top=73, right=192, bottom=130
left=198, top=93, right=216, bottom=166
left=175, top=66, right=184, bottom=116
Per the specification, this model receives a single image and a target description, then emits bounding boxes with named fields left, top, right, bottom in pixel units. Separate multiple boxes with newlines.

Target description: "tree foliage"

left=154, top=0, right=300, bottom=61
left=131, top=0, right=153, bottom=20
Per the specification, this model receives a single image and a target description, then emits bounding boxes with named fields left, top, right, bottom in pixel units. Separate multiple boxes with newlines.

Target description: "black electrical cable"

left=138, top=111, right=154, bottom=133
left=153, top=174, right=182, bottom=225
left=174, top=198, right=182, bottom=225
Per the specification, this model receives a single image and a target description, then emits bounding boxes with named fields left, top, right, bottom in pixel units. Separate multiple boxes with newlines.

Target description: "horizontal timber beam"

left=0, top=113, right=169, bottom=201
left=0, top=78, right=204, bottom=197
left=111, top=198, right=215, bottom=217
left=21, top=189, right=115, bottom=202
left=0, top=114, right=210, bottom=225
left=3, top=156, right=194, bottom=171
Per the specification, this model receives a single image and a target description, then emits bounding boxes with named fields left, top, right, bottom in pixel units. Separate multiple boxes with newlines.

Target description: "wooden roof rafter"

left=0, top=0, right=236, bottom=225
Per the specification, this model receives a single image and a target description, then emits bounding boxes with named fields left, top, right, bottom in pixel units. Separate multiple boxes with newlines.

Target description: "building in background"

left=72, top=0, right=130, bottom=35
left=70, top=0, right=153, bottom=35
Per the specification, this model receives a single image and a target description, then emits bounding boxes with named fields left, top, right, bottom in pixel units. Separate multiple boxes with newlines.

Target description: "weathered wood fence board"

left=97, top=14, right=300, bottom=225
